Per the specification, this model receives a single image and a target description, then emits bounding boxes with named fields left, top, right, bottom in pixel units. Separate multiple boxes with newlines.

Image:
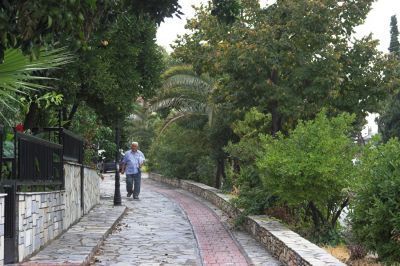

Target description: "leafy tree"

left=1, top=0, right=183, bottom=130
left=149, top=65, right=234, bottom=187
left=256, top=111, right=359, bottom=238
left=84, top=14, right=163, bottom=125
left=129, top=0, right=183, bottom=24
left=351, top=138, right=400, bottom=264
left=27, top=13, right=165, bottom=131
left=148, top=123, right=213, bottom=184
left=389, top=15, right=400, bottom=57
left=379, top=94, right=400, bottom=142
left=0, top=0, right=106, bottom=59
left=0, top=0, right=182, bottom=59
left=173, top=0, right=391, bottom=134
left=377, top=16, right=400, bottom=142
left=69, top=103, right=116, bottom=166
left=224, top=108, right=276, bottom=213
left=211, top=0, right=241, bottom=24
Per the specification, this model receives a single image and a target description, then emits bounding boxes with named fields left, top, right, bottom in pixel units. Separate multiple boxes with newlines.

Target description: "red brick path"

left=149, top=184, right=249, bottom=266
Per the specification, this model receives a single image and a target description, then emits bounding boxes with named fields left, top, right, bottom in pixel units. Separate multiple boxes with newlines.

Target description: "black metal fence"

left=16, top=132, right=64, bottom=188
left=62, top=129, right=84, bottom=163
left=32, top=127, right=84, bottom=164
left=0, top=125, right=85, bottom=263
left=0, top=126, right=84, bottom=191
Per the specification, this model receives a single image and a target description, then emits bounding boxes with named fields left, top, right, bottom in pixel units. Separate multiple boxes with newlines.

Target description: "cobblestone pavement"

left=93, top=174, right=201, bottom=266
left=21, top=200, right=126, bottom=266
left=94, top=174, right=281, bottom=266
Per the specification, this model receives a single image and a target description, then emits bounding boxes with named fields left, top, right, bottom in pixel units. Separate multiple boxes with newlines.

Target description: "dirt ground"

left=323, top=245, right=382, bottom=266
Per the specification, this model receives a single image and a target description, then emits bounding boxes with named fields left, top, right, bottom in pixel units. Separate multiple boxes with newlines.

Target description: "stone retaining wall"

left=64, top=163, right=82, bottom=228
left=16, top=163, right=101, bottom=262
left=17, top=191, right=64, bottom=262
left=149, top=173, right=345, bottom=266
left=83, top=167, right=100, bottom=214
left=0, top=194, right=6, bottom=266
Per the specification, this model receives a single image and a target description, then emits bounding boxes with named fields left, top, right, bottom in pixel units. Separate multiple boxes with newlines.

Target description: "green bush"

left=196, top=155, right=216, bottom=186
left=256, top=111, right=359, bottom=241
left=224, top=108, right=275, bottom=213
left=148, top=124, right=212, bottom=182
left=351, top=138, right=400, bottom=264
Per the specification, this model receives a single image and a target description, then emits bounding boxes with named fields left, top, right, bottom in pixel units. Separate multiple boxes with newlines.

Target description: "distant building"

left=361, top=113, right=379, bottom=143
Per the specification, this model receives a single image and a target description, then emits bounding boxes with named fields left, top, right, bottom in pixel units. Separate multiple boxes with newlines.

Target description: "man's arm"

left=139, top=151, right=145, bottom=167
left=120, top=163, right=126, bottom=174
left=120, top=153, right=127, bottom=174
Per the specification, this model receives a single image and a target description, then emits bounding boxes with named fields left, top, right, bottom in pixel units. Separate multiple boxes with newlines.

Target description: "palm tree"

left=149, top=64, right=216, bottom=133
left=0, top=47, right=73, bottom=125
left=149, top=65, right=228, bottom=188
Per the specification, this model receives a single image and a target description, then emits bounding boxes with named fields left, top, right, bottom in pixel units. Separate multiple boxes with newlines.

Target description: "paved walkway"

left=21, top=173, right=280, bottom=266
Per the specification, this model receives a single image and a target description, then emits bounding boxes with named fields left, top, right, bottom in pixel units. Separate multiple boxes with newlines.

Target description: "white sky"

left=157, top=0, right=400, bottom=53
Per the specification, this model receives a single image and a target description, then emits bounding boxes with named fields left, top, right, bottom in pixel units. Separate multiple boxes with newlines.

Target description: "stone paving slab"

left=93, top=176, right=202, bottom=266
left=19, top=201, right=126, bottom=266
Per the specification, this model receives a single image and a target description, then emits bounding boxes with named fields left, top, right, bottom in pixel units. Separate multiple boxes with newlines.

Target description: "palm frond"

left=160, top=111, right=207, bottom=134
left=0, top=47, right=74, bottom=125
left=163, top=74, right=211, bottom=95
left=161, top=64, right=196, bottom=80
left=149, top=64, right=220, bottom=134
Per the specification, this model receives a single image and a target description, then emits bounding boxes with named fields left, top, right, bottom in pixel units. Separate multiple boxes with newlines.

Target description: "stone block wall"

left=64, top=163, right=82, bottom=228
left=15, top=163, right=101, bottom=262
left=0, top=194, right=6, bottom=266
left=17, top=192, right=64, bottom=262
left=83, top=167, right=100, bottom=214
left=149, top=173, right=345, bottom=266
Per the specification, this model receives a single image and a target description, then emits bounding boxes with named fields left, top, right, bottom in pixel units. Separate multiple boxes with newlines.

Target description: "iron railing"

left=62, top=129, right=84, bottom=163
left=32, top=127, right=83, bottom=164
left=16, top=132, right=63, bottom=186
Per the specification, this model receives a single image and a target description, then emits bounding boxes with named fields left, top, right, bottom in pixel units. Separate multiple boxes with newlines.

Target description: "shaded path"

left=94, top=177, right=201, bottom=265
left=94, top=174, right=280, bottom=265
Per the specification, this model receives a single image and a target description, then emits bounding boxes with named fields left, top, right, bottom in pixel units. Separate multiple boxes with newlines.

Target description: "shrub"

left=256, top=111, right=359, bottom=241
left=225, top=108, right=275, bottom=214
left=148, top=123, right=211, bottom=181
left=351, top=138, right=400, bottom=264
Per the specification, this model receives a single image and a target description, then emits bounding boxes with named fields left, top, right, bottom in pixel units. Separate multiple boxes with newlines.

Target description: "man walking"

left=121, top=142, right=145, bottom=199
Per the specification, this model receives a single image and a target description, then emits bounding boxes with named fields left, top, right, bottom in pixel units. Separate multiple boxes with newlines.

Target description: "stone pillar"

left=0, top=193, right=6, bottom=266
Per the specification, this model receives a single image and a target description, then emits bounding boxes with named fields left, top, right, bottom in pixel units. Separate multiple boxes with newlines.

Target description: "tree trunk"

left=64, top=103, right=79, bottom=129
left=331, top=197, right=349, bottom=228
left=357, top=132, right=365, bottom=145
left=269, top=69, right=282, bottom=136
left=270, top=101, right=282, bottom=136
left=308, top=201, right=325, bottom=231
left=62, top=107, right=68, bottom=122
left=215, top=159, right=226, bottom=189
left=24, top=102, right=39, bottom=130
left=232, top=158, right=240, bottom=184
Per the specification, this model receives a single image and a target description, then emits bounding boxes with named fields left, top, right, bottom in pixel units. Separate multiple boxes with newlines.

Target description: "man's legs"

left=126, top=174, right=134, bottom=197
left=133, top=172, right=141, bottom=199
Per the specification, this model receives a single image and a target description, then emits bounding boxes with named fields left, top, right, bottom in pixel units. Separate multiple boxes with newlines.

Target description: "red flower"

left=15, top=123, right=24, bottom=132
